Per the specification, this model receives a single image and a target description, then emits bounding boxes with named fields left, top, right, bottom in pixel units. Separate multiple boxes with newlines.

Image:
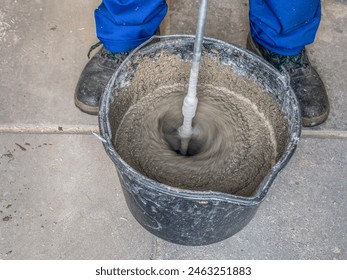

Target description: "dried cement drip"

left=110, top=52, right=289, bottom=197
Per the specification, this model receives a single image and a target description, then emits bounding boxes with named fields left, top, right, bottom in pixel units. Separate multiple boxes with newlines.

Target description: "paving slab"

left=154, top=137, right=347, bottom=260
left=1, top=136, right=344, bottom=260
left=0, top=0, right=100, bottom=126
left=309, top=0, right=347, bottom=130
left=168, top=0, right=249, bottom=47
left=0, top=134, right=155, bottom=259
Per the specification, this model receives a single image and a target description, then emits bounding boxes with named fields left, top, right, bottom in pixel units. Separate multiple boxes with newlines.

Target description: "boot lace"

left=262, top=48, right=309, bottom=73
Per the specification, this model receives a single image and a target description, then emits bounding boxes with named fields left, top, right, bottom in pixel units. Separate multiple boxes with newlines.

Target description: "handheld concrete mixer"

left=179, top=0, right=209, bottom=155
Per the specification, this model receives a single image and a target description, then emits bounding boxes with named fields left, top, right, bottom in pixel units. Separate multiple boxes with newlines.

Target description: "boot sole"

left=302, top=109, right=329, bottom=127
left=74, top=95, right=99, bottom=115
left=246, top=34, right=329, bottom=127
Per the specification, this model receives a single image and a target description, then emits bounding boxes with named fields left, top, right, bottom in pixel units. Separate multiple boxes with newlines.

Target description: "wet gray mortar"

left=109, top=52, right=289, bottom=197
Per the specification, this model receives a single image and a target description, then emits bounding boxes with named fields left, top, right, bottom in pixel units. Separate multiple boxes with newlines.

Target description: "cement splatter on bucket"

left=99, top=35, right=301, bottom=246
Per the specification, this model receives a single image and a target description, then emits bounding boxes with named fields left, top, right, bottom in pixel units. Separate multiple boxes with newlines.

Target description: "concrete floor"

left=0, top=0, right=346, bottom=259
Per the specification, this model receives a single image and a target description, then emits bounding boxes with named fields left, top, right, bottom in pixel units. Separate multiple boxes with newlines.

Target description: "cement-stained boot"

left=74, top=42, right=129, bottom=115
left=246, top=34, right=329, bottom=127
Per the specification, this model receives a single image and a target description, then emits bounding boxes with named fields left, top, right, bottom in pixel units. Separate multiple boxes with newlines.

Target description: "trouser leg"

left=249, top=0, right=321, bottom=55
left=95, top=0, right=168, bottom=52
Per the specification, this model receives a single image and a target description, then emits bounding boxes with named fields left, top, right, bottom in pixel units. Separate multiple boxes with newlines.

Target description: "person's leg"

left=75, top=0, right=168, bottom=115
left=247, top=0, right=329, bottom=126
left=95, top=0, right=167, bottom=52
left=249, top=0, right=321, bottom=56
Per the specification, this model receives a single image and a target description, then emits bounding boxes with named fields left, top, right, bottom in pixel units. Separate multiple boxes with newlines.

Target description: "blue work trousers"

left=95, top=0, right=168, bottom=52
left=95, top=0, right=321, bottom=56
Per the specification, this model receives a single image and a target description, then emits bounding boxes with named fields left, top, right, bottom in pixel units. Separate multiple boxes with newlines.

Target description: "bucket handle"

left=92, top=131, right=107, bottom=143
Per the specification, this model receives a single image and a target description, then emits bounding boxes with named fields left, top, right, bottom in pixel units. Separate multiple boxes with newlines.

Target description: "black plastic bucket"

left=99, top=35, right=301, bottom=246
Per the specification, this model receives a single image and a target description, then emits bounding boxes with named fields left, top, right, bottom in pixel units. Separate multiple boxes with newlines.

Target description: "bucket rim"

left=98, top=34, right=301, bottom=207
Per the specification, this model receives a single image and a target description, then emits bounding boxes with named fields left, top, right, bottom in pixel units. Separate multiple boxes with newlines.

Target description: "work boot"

left=246, top=34, right=329, bottom=127
left=74, top=42, right=130, bottom=115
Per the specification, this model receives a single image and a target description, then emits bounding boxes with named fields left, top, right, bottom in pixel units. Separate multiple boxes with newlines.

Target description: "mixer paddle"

left=179, top=0, right=208, bottom=155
